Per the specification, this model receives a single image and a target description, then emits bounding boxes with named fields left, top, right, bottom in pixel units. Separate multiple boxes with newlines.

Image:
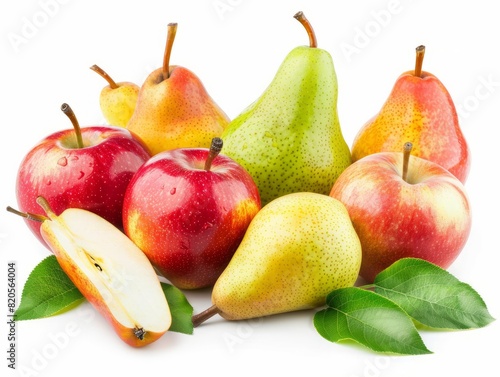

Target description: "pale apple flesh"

left=39, top=200, right=171, bottom=347
left=330, top=152, right=472, bottom=283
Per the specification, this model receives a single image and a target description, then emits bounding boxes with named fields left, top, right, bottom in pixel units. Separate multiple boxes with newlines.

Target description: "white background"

left=1, top=1, right=499, bottom=376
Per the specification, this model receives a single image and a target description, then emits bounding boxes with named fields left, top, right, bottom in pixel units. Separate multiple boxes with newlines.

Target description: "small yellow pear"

left=90, top=64, right=139, bottom=128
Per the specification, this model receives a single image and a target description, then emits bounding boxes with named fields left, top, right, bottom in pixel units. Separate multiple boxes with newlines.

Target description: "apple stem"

left=294, top=11, right=317, bottom=48
left=204, top=137, right=223, bottom=171
left=61, top=103, right=84, bottom=149
left=192, top=304, right=222, bottom=328
left=6, top=206, right=48, bottom=222
left=402, top=142, right=413, bottom=182
left=414, top=45, right=425, bottom=77
left=162, top=23, right=178, bottom=80
left=89, top=64, right=119, bottom=89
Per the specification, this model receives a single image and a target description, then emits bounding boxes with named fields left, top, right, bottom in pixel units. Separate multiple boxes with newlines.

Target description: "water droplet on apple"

left=70, top=155, right=79, bottom=161
left=46, top=180, right=52, bottom=186
left=57, top=157, right=68, bottom=166
left=78, top=171, right=85, bottom=179
left=170, top=188, right=176, bottom=195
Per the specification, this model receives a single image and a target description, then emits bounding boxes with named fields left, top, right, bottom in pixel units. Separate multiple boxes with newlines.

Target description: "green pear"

left=192, top=192, right=361, bottom=325
left=220, top=12, right=351, bottom=205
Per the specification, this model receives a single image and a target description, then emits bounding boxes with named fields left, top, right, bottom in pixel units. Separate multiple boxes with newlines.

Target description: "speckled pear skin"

left=220, top=46, right=352, bottom=206
left=211, top=192, right=362, bottom=321
left=127, top=66, right=230, bottom=156
left=351, top=70, right=470, bottom=184
left=100, top=82, right=139, bottom=128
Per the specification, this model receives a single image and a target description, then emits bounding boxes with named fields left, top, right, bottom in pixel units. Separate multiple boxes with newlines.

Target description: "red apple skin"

left=16, top=126, right=151, bottom=248
left=329, top=152, right=472, bottom=283
left=122, top=148, right=261, bottom=290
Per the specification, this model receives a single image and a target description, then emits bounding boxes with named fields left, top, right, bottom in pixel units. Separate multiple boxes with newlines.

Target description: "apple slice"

left=10, top=197, right=171, bottom=347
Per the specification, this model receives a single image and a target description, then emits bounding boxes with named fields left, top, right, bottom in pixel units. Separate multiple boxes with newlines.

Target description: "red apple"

left=16, top=103, right=151, bottom=248
left=122, top=138, right=261, bottom=290
left=329, top=142, right=472, bottom=283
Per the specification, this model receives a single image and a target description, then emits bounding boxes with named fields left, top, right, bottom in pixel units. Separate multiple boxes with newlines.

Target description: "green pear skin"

left=212, top=192, right=362, bottom=321
left=221, top=46, right=351, bottom=205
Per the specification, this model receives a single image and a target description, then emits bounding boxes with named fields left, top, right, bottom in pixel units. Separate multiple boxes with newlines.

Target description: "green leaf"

left=160, top=283, right=194, bottom=335
left=314, top=287, right=431, bottom=355
left=374, top=258, right=495, bottom=330
left=15, top=256, right=85, bottom=320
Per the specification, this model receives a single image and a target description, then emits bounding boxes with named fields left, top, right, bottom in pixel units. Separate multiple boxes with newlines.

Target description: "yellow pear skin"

left=99, top=82, right=139, bottom=128
left=126, top=23, right=230, bottom=155
left=127, top=66, right=230, bottom=155
left=90, top=64, right=139, bottom=128
left=212, top=192, right=362, bottom=321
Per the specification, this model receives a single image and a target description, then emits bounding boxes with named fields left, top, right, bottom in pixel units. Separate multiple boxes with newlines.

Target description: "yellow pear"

left=126, top=23, right=230, bottom=155
left=90, top=64, right=139, bottom=127
left=192, top=192, right=361, bottom=325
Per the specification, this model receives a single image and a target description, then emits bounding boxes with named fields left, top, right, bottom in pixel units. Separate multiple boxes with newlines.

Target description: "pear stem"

left=402, top=142, right=413, bottom=182
left=294, top=11, right=317, bottom=48
left=6, top=206, right=48, bottom=222
left=89, top=64, right=119, bottom=89
left=36, top=196, right=56, bottom=217
left=192, top=304, right=221, bottom=328
left=162, top=23, right=178, bottom=80
left=414, top=45, right=425, bottom=77
left=204, top=137, right=223, bottom=171
left=61, top=103, right=84, bottom=149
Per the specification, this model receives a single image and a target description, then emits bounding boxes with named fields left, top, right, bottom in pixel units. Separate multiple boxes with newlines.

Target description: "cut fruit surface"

left=39, top=202, right=171, bottom=347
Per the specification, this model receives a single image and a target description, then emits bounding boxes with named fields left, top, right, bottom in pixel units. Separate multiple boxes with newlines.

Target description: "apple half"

left=35, top=196, right=171, bottom=347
